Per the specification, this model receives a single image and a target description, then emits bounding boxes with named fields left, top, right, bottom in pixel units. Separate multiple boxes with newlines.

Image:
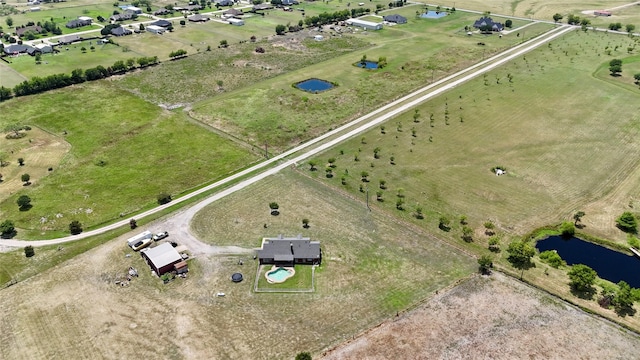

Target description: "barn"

left=140, top=242, right=184, bottom=275
left=346, top=18, right=383, bottom=31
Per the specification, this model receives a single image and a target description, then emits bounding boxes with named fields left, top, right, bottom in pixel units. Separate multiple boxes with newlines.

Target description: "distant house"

left=188, top=14, right=210, bottom=22
left=109, top=11, right=135, bottom=22
left=216, top=0, right=234, bottom=6
left=16, top=25, right=43, bottom=37
left=473, top=16, right=503, bottom=32
left=185, top=4, right=202, bottom=11
left=252, top=3, right=273, bottom=11
left=256, top=235, right=322, bottom=267
left=150, top=19, right=172, bottom=28
left=140, top=242, right=185, bottom=276
left=110, top=26, right=132, bottom=36
left=34, top=43, right=53, bottom=53
left=126, top=6, right=142, bottom=14
left=223, top=8, right=244, bottom=18
left=594, top=10, right=612, bottom=17
left=146, top=25, right=165, bottom=34
left=383, top=14, right=407, bottom=24
left=3, top=44, right=37, bottom=55
left=282, top=0, right=299, bottom=5
left=154, top=8, right=172, bottom=16
left=346, top=18, right=383, bottom=31
left=227, top=18, right=244, bottom=26
left=58, top=34, right=82, bottom=45
left=66, top=19, right=92, bottom=29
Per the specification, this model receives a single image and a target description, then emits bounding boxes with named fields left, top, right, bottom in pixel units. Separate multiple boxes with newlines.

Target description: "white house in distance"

left=228, top=18, right=244, bottom=26
left=146, top=25, right=165, bottom=34
left=346, top=18, right=383, bottom=31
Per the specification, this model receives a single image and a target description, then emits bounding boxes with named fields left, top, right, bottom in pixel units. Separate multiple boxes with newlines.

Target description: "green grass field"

left=0, top=82, right=259, bottom=235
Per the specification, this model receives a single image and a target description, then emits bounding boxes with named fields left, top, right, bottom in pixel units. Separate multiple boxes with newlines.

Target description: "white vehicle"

left=152, top=231, right=169, bottom=241
left=127, top=231, right=152, bottom=248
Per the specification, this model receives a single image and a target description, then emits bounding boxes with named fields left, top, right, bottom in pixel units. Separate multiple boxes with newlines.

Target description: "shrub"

left=616, top=212, right=637, bottom=233
left=157, top=193, right=172, bottom=205
left=559, top=221, right=575, bottom=237
left=0, top=220, right=16, bottom=238
left=69, top=220, right=83, bottom=235
left=539, top=250, right=565, bottom=268
left=439, top=216, right=451, bottom=231
left=24, top=245, right=35, bottom=258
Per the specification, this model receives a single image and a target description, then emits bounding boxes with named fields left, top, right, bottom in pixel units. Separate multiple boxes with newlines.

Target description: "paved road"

left=0, top=24, right=575, bottom=253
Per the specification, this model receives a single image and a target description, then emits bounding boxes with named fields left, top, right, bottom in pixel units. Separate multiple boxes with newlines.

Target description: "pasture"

left=0, top=170, right=474, bottom=359
left=0, top=82, right=258, bottom=235
left=445, top=0, right=635, bottom=19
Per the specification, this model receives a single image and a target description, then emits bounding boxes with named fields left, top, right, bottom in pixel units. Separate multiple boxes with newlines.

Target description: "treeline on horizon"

left=0, top=55, right=160, bottom=101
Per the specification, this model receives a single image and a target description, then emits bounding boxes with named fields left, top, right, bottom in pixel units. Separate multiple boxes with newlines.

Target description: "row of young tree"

left=0, top=219, right=83, bottom=239
left=0, top=56, right=159, bottom=100
left=276, top=8, right=372, bottom=34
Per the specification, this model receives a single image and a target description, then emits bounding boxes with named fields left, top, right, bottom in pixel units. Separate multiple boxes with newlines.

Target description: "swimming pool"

left=265, top=267, right=295, bottom=283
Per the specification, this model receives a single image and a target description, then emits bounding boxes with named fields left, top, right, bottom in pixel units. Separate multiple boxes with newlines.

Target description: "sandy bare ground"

left=321, top=272, right=640, bottom=360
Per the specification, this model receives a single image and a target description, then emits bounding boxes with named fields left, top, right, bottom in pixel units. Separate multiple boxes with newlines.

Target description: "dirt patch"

left=321, top=272, right=640, bottom=359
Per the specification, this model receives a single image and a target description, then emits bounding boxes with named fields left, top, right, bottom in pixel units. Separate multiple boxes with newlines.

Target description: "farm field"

left=0, top=82, right=259, bottom=236
left=321, top=272, right=640, bottom=359
left=189, top=13, right=553, bottom=151
left=0, top=170, right=475, bottom=359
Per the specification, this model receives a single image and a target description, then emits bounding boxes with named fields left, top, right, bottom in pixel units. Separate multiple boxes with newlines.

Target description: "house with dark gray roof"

left=109, top=11, right=135, bottom=22
left=188, top=14, right=210, bottom=22
left=3, top=44, right=37, bottom=55
left=110, top=26, right=132, bottom=36
left=16, top=25, right=43, bottom=37
left=58, top=34, right=82, bottom=45
left=473, top=16, right=503, bottom=32
left=66, top=19, right=92, bottom=29
left=383, top=14, right=407, bottom=24
left=154, top=8, right=172, bottom=16
left=223, top=8, right=243, bottom=17
left=257, top=235, right=322, bottom=266
left=150, top=19, right=172, bottom=28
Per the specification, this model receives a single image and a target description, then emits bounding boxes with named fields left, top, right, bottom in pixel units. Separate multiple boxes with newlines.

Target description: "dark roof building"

left=257, top=235, right=322, bottom=266
left=66, top=19, right=92, bottom=28
left=216, top=0, right=234, bottom=6
left=473, top=16, right=504, bottom=32
left=223, top=8, right=244, bottom=17
left=109, top=11, right=135, bottom=22
left=154, top=8, right=172, bottom=15
left=150, top=19, right=172, bottom=28
left=110, top=26, right=132, bottom=36
left=3, top=44, right=37, bottom=55
left=252, top=3, right=273, bottom=11
left=140, top=242, right=184, bottom=275
left=16, top=25, right=43, bottom=37
left=188, top=14, right=210, bottom=22
left=383, top=14, right=407, bottom=24
left=58, top=34, right=82, bottom=44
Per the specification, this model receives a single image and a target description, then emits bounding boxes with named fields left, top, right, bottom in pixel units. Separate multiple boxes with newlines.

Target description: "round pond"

left=355, top=61, right=379, bottom=69
left=295, top=78, right=334, bottom=93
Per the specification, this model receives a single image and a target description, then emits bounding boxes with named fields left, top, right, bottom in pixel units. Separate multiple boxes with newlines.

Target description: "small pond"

left=295, top=78, right=334, bottom=93
left=421, top=11, right=448, bottom=19
left=536, top=236, right=640, bottom=288
left=356, top=61, right=379, bottom=69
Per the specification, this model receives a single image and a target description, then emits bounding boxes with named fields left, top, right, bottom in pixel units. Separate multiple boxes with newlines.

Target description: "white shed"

left=228, top=18, right=244, bottom=26
left=314, top=35, right=323, bottom=41
left=346, top=18, right=383, bottom=31
left=146, top=25, right=165, bottom=34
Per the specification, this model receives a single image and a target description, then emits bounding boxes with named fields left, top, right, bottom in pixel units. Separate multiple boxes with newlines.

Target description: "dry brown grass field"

left=441, top=0, right=634, bottom=19
left=321, top=272, right=640, bottom=359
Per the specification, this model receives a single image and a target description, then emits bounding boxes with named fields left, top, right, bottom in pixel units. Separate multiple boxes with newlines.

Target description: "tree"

left=360, top=171, right=369, bottom=182
left=6, top=17, right=13, bottom=27
left=483, top=221, right=495, bottom=235
left=559, top=221, right=575, bottom=237
left=626, top=24, right=636, bottom=33
left=553, top=13, right=563, bottom=23
left=308, top=160, right=317, bottom=171
left=539, top=250, right=564, bottom=268
left=613, top=280, right=635, bottom=315
left=438, top=216, right=451, bottom=231
left=505, top=19, right=512, bottom=28
left=478, top=255, right=492, bottom=274
left=609, top=59, right=622, bottom=76
left=415, top=206, right=424, bottom=219
left=21, top=173, right=30, bottom=185
left=616, top=211, right=637, bottom=233
left=302, top=218, right=309, bottom=228
left=0, top=220, right=16, bottom=238
left=17, top=157, right=24, bottom=166
left=129, top=218, right=137, bottom=229
left=488, top=236, right=500, bottom=252
left=462, top=225, right=473, bottom=242
left=379, top=179, right=386, bottom=189
left=609, top=22, right=623, bottom=31
left=24, top=245, right=35, bottom=258
left=157, top=192, right=172, bottom=205
left=327, top=158, right=336, bottom=168
left=0, top=86, right=12, bottom=101
left=180, top=19, right=186, bottom=26
left=269, top=202, right=279, bottom=215
left=219, top=39, right=228, bottom=48
left=69, top=220, right=83, bottom=235
left=17, top=195, right=32, bottom=211
left=567, top=264, right=597, bottom=293
left=412, top=109, right=420, bottom=123
left=506, top=241, right=535, bottom=278
left=295, top=352, right=312, bottom=360
left=275, top=24, right=286, bottom=35
left=573, top=211, right=585, bottom=226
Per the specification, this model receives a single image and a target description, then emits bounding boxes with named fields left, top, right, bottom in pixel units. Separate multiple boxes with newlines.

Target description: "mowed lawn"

left=298, top=29, right=640, bottom=246
left=190, top=13, right=553, bottom=151
left=0, top=82, right=259, bottom=236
